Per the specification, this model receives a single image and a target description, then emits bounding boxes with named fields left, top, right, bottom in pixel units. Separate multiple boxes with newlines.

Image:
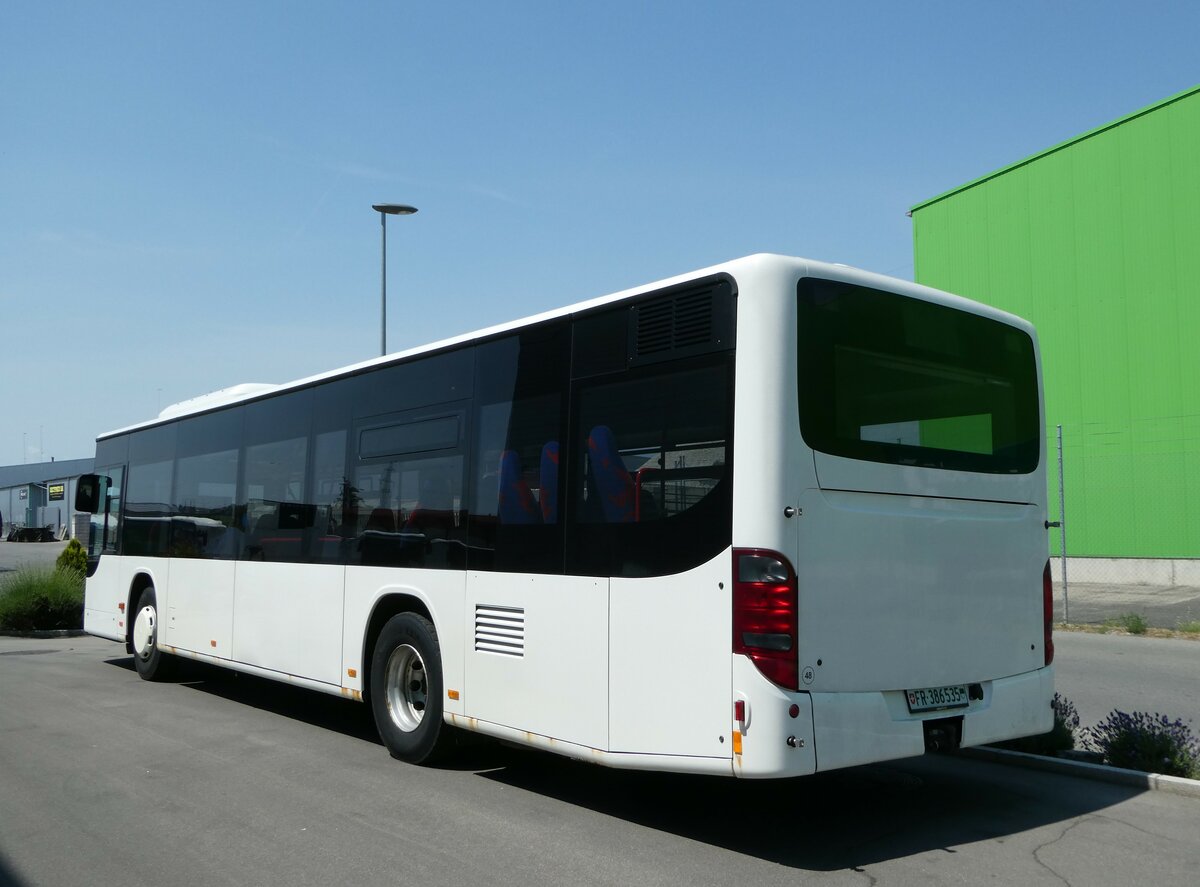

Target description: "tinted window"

left=353, top=452, right=465, bottom=569
left=798, top=278, right=1039, bottom=474
left=245, top=390, right=312, bottom=445
left=360, top=415, right=460, bottom=459
left=572, top=309, right=628, bottom=378
left=173, top=448, right=239, bottom=558
left=309, top=428, right=350, bottom=563
left=95, top=435, right=129, bottom=467
left=310, top=380, right=353, bottom=563
left=240, top=392, right=312, bottom=563
left=242, top=435, right=308, bottom=562
left=124, top=458, right=173, bottom=557
left=353, top=349, right=473, bottom=419
left=175, top=408, right=243, bottom=458
left=129, top=422, right=176, bottom=466
left=352, top=406, right=467, bottom=569
left=567, top=358, right=732, bottom=577
left=167, top=411, right=242, bottom=558
left=124, top=424, right=177, bottom=556
left=469, top=326, right=569, bottom=573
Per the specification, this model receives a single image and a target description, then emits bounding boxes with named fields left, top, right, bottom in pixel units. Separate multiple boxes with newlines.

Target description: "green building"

left=911, top=85, right=1200, bottom=576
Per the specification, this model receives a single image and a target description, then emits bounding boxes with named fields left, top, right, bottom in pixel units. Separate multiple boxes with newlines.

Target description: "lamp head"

left=372, top=204, right=418, bottom=215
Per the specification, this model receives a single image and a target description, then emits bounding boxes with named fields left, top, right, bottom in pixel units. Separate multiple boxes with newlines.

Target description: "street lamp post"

left=372, top=203, right=418, bottom=356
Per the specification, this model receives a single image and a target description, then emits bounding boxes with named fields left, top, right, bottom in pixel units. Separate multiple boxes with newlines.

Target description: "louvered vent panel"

left=636, top=300, right=674, bottom=355
left=674, top=291, right=713, bottom=348
left=474, top=604, right=525, bottom=657
left=635, top=289, right=715, bottom=357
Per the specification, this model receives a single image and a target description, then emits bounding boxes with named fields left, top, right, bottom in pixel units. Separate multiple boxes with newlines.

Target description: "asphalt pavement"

left=1052, top=580, right=1200, bottom=630
left=0, top=539, right=68, bottom=572
left=1053, top=630, right=1200, bottom=732
left=2, top=634, right=1198, bottom=887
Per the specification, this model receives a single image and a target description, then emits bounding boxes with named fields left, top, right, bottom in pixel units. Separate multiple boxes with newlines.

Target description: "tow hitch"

left=923, top=716, right=963, bottom=753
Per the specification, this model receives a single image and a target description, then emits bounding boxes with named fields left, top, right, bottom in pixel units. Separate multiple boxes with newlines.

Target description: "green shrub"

left=1085, top=710, right=1200, bottom=778
left=0, top=566, right=84, bottom=631
left=56, top=538, right=88, bottom=573
left=998, top=692, right=1080, bottom=755
left=1178, top=619, right=1200, bottom=634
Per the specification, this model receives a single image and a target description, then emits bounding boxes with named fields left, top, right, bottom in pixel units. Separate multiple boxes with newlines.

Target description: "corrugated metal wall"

left=911, top=85, right=1200, bottom=558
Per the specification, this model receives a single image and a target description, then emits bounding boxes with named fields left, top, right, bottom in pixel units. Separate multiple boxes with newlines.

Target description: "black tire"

left=130, top=587, right=175, bottom=681
left=370, top=613, right=450, bottom=764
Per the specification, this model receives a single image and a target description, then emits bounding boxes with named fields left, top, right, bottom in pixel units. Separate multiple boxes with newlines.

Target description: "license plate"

left=906, top=684, right=969, bottom=713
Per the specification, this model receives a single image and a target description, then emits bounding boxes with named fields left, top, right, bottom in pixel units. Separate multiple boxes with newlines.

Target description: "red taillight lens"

left=1043, top=559, right=1054, bottom=666
left=733, top=548, right=798, bottom=690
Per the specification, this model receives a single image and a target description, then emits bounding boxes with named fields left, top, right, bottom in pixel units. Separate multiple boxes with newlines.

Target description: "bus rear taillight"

left=733, top=549, right=798, bottom=690
left=1043, top=560, right=1054, bottom=666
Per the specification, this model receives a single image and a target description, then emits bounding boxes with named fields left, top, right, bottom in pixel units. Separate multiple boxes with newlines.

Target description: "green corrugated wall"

left=912, top=85, right=1200, bottom=558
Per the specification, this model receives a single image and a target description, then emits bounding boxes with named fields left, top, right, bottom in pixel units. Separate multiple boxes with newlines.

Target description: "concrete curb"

left=963, top=745, right=1200, bottom=799
left=0, top=629, right=88, bottom=639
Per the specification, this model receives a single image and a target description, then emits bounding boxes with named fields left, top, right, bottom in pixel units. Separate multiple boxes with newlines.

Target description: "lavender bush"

left=1084, top=711, right=1200, bottom=778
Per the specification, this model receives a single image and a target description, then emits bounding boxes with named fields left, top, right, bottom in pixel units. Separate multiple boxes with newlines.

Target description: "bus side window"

left=540, top=441, right=559, bottom=524
left=569, top=358, right=732, bottom=577
left=403, top=466, right=459, bottom=539
left=468, top=326, right=568, bottom=575
left=354, top=453, right=464, bottom=569
left=585, top=426, right=635, bottom=523
left=498, top=450, right=541, bottom=525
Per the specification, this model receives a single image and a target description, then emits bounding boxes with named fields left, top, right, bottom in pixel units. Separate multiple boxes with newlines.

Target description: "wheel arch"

left=361, top=592, right=435, bottom=700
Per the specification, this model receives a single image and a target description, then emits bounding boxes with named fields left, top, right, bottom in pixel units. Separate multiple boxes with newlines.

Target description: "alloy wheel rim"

left=384, top=643, right=427, bottom=732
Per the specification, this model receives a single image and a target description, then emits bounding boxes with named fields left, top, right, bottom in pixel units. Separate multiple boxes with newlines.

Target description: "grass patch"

left=1055, top=622, right=1200, bottom=640
left=0, top=566, right=84, bottom=631
left=1103, top=612, right=1148, bottom=635
left=1178, top=620, right=1200, bottom=635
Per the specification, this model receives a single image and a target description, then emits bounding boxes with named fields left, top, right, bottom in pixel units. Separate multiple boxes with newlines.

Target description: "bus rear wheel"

left=370, top=613, right=450, bottom=764
left=131, top=587, right=175, bottom=681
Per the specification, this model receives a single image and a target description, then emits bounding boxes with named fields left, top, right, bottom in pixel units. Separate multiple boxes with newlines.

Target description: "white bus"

left=77, top=254, right=1054, bottom=778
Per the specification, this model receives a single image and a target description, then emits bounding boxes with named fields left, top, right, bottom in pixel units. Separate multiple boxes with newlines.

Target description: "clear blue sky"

left=3, top=1, right=1198, bottom=466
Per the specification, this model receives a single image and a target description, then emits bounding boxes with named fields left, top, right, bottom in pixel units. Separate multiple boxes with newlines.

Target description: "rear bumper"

left=731, top=656, right=1055, bottom=778
left=808, top=666, right=1055, bottom=772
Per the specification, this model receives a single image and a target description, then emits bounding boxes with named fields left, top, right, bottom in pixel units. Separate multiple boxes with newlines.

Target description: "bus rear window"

left=797, top=278, right=1039, bottom=474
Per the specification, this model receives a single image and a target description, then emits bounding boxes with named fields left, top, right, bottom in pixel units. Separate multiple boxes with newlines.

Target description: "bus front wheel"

left=370, top=613, right=450, bottom=764
left=131, top=587, right=175, bottom=681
